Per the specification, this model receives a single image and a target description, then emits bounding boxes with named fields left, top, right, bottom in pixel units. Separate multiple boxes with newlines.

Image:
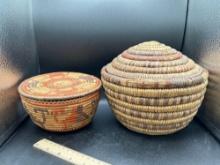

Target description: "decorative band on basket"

left=118, top=119, right=190, bottom=135
left=115, top=114, right=193, bottom=133
left=106, top=94, right=203, bottom=113
left=110, top=103, right=198, bottom=120
left=22, top=96, right=99, bottom=112
left=102, top=66, right=208, bottom=88
left=117, top=54, right=189, bottom=67
left=112, top=58, right=195, bottom=74
left=106, top=63, right=207, bottom=79
left=104, top=88, right=206, bottom=106
left=21, top=91, right=100, bottom=107
left=33, top=119, right=92, bottom=132
left=102, top=78, right=207, bottom=98
left=122, top=51, right=182, bottom=61
left=117, top=115, right=192, bottom=129
left=113, top=108, right=197, bottom=125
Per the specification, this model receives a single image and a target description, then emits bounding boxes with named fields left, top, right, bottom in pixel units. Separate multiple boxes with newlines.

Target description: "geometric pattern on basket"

left=21, top=91, right=100, bottom=132
left=101, top=41, right=208, bottom=135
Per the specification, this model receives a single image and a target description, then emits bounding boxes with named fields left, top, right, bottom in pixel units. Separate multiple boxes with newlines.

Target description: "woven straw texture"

left=18, top=72, right=101, bottom=132
left=101, top=41, right=208, bottom=135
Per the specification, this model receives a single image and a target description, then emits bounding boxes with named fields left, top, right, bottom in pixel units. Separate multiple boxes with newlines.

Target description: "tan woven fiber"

left=117, top=54, right=189, bottom=67
left=119, top=120, right=189, bottom=135
left=102, top=66, right=208, bottom=88
left=33, top=118, right=92, bottom=132
left=110, top=103, right=198, bottom=120
left=105, top=63, right=207, bottom=79
left=107, top=94, right=203, bottom=113
left=112, top=58, right=195, bottom=74
left=22, top=94, right=99, bottom=111
left=27, top=107, right=95, bottom=121
left=113, top=109, right=197, bottom=125
left=102, top=78, right=207, bottom=98
left=23, top=94, right=99, bottom=132
left=101, top=41, right=208, bottom=135
left=104, top=88, right=206, bottom=106
left=122, top=51, right=182, bottom=61
left=21, top=91, right=100, bottom=106
left=117, top=116, right=192, bottom=130
left=24, top=102, right=97, bottom=116
left=126, top=42, right=177, bottom=55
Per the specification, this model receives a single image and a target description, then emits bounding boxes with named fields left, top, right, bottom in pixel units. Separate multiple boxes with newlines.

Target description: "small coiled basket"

left=18, top=72, right=101, bottom=132
left=101, top=41, right=208, bottom=135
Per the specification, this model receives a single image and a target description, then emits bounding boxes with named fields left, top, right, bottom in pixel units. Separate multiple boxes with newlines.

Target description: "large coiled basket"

left=101, top=41, right=208, bottom=135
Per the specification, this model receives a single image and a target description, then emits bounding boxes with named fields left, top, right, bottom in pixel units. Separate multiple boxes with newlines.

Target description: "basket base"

left=32, top=119, right=92, bottom=132
left=116, top=117, right=193, bottom=135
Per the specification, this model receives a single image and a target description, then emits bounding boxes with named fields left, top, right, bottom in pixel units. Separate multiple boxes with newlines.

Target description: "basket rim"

left=21, top=91, right=100, bottom=106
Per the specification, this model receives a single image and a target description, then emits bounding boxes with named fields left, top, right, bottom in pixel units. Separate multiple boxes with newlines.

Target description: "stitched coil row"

left=21, top=91, right=100, bottom=132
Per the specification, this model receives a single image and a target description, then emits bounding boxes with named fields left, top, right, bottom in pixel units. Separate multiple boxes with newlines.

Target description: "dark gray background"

left=182, top=0, right=220, bottom=140
left=0, top=0, right=220, bottom=164
left=0, top=0, right=38, bottom=145
left=32, top=0, right=187, bottom=74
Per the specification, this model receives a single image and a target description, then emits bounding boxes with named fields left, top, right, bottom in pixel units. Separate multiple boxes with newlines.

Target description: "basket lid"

left=18, top=72, right=101, bottom=100
left=101, top=41, right=208, bottom=89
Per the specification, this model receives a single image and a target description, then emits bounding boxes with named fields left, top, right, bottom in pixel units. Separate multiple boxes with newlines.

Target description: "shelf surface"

left=0, top=98, right=220, bottom=165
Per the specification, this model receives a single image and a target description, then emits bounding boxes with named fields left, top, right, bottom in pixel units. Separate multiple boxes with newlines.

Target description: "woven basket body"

left=18, top=72, right=101, bottom=132
left=101, top=41, right=208, bottom=135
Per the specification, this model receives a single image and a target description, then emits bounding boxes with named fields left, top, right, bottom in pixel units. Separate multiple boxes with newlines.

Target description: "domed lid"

left=18, top=72, right=101, bottom=100
left=101, top=41, right=208, bottom=89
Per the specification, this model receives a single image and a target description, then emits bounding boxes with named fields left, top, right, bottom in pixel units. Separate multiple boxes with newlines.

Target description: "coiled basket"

left=101, top=41, right=208, bottom=135
left=18, top=72, right=101, bottom=132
